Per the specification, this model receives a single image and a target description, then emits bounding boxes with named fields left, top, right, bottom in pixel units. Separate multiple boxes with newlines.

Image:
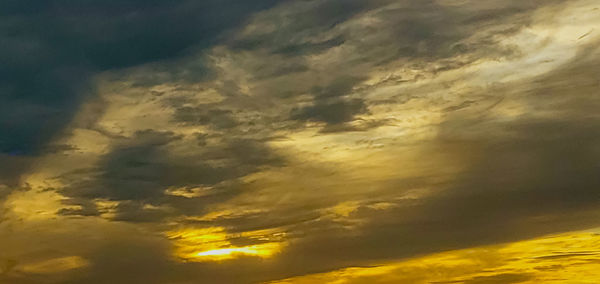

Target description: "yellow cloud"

left=167, top=227, right=284, bottom=262
left=267, top=229, right=600, bottom=283
left=20, top=256, right=89, bottom=274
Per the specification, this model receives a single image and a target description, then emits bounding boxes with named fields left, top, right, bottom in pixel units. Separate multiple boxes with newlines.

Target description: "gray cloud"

left=291, top=99, right=368, bottom=125
left=59, top=130, right=284, bottom=222
left=62, top=1, right=600, bottom=281
left=226, top=42, right=600, bottom=282
left=0, top=0, right=287, bottom=186
left=3, top=0, right=599, bottom=283
left=173, top=107, right=238, bottom=130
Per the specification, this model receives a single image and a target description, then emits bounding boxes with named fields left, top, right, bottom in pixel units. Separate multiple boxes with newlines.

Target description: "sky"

left=1, top=0, right=600, bottom=283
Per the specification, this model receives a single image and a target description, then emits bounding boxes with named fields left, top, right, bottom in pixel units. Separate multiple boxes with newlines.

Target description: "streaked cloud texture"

left=1, top=0, right=600, bottom=283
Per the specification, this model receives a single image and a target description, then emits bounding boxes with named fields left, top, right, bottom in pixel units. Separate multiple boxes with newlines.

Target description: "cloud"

left=3, top=0, right=600, bottom=283
left=58, top=130, right=284, bottom=222
left=231, top=40, right=600, bottom=281
left=291, top=99, right=368, bottom=125
left=0, top=0, right=287, bottom=186
left=173, top=107, right=239, bottom=129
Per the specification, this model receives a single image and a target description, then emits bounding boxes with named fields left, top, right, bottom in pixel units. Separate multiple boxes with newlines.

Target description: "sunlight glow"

left=194, top=243, right=282, bottom=261
left=167, top=227, right=284, bottom=262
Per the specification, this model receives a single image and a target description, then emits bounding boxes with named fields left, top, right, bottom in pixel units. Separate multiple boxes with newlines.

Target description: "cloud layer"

left=2, top=0, right=600, bottom=283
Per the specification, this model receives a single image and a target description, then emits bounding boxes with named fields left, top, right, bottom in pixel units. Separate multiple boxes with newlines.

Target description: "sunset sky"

left=1, top=1, right=600, bottom=283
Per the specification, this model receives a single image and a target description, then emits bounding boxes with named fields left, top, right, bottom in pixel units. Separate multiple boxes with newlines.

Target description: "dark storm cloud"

left=0, top=0, right=287, bottom=185
left=59, top=130, right=283, bottom=221
left=0, top=155, right=33, bottom=186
